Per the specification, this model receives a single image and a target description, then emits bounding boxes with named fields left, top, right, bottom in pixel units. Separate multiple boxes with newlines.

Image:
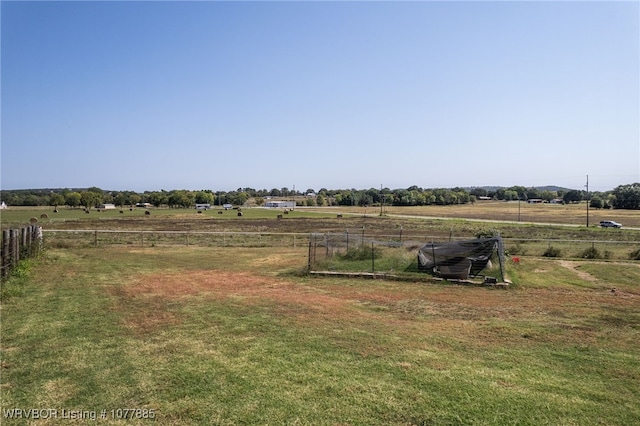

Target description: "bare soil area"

left=111, top=266, right=639, bottom=350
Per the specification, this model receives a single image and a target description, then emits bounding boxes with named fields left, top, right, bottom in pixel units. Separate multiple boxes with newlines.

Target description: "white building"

left=264, top=200, right=296, bottom=208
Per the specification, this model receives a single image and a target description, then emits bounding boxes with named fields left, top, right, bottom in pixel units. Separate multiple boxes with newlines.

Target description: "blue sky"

left=1, top=1, right=638, bottom=193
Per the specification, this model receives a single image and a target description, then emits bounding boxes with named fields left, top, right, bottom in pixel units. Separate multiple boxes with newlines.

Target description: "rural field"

left=1, top=203, right=639, bottom=425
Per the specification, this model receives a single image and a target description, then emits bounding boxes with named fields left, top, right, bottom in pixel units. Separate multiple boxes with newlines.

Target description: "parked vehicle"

left=600, top=220, right=622, bottom=228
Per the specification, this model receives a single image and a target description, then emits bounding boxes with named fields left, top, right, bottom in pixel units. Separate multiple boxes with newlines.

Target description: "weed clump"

left=476, top=228, right=499, bottom=239
left=629, top=248, right=640, bottom=260
left=506, top=242, right=526, bottom=256
left=340, top=245, right=380, bottom=261
left=0, top=259, right=32, bottom=301
left=579, top=246, right=601, bottom=259
left=543, top=246, right=562, bottom=258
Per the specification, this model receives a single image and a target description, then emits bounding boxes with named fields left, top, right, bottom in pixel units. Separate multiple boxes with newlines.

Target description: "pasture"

left=1, top=204, right=639, bottom=424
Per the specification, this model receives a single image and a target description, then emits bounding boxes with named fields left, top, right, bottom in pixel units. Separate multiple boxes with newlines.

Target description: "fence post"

left=1, top=230, right=9, bottom=278
left=371, top=241, right=375, bottom=274
left=21, top=227, right=28, bottom=258
left=11, top=229, right=19, bottom=268
left=346, top=230, right=349, bottom=252
left=307, top=233, right=314, bottom=271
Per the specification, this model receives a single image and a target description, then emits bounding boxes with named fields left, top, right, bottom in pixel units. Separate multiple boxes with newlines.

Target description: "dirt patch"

left=558, top=260, right=598, bottom=282
left=110, top=271, right=355, bottom=332
left=109, top=268, right=638, bottom=348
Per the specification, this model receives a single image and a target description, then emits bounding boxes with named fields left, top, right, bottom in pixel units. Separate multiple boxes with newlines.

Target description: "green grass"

left=0, top=206, right=335, bottom=229
left=1, top=246, right=639, bottom=424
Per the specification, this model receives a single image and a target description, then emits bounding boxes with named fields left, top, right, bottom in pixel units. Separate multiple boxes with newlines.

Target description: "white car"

left=600, top=220, right=622, bottom=228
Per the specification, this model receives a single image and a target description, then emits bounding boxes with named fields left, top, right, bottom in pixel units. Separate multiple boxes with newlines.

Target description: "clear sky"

left=1, top=1, right=638, bottom=193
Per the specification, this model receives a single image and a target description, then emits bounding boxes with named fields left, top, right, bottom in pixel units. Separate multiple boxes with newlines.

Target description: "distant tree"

left=612, top=183, right=640, bottom=209
left=195, top=191, right=214, bottom=204
left=455, top=190, right=470, bottom=204
left=147, top=191, right=168, bottom=207
left=525, top=187, right=541, bottom=200
left=508, top=186, right=527, bottom=200
left=470, top=187, right=488, bottom=198
left=65, top=192, right=82, bottom=208
left=590, top=196, right=604, bottom=209
left=360, top=194, right=373, bottom=206
left=112, top=192, right=126, bottom=207
left=129, top=193, right=142, bottom=206
left=167, top=190, right=194, bottom=208
left=230, top=191, right=249, bottom=206
left=23, top=194, right=40, bottom=206
left=503, top=190, right=518, bottom=201
left=540, top=190, right=556, bottom=202
left=563, top=190, right=583, bottom=204
left=80, top=191, right=100, bottom=209
left=49, top=193, right=65, bottom=207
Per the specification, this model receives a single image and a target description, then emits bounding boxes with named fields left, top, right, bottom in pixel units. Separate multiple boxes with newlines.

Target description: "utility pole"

left=380, top=184, right=383, bottom=216
left=586, top=175, right=589, bottom=227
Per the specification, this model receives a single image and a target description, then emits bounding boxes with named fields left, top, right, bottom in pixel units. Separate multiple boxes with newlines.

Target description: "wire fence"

left=40, top=229, right=640, bottom=276
left=43, top=229, right=311, bottom=249
left=306, top=233, right=640, bottom=277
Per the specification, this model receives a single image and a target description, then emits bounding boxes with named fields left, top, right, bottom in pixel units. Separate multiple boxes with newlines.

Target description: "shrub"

left=506, top=242, right=526, bottom=256
left=579, top=245, right=601, bottom=259
left=543, top=246, right=562, bottom=257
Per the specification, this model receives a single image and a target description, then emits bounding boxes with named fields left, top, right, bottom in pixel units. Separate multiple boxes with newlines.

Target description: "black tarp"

left=417, top=237, right=503, bottom=280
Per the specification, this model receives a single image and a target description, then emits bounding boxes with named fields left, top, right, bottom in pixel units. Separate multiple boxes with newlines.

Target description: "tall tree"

left=65, top=192, right=82, bottom=208
left=612, top=183, right=640, bottom=209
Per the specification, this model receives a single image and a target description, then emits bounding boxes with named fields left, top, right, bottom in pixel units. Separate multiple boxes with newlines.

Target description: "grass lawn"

left=1, top=245, right=639, bottom=425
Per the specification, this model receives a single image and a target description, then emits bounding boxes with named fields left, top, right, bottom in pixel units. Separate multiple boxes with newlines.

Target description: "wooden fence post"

left=1, top=230, right=9, bottom=278
left=0, top=225, right=44, bottom=281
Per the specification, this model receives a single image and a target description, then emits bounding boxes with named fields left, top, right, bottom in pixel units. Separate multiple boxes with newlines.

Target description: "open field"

left=3, top=204, right=638, bottom=266
left=1, top=206, right=639, bottom=424
left=1, top=245, right=639, bottom=425
left=2, top=200, right=639, bottom=230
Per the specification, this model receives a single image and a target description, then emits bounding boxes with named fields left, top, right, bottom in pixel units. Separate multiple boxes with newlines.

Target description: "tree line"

left=1, top=183, right=639, bottom=210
